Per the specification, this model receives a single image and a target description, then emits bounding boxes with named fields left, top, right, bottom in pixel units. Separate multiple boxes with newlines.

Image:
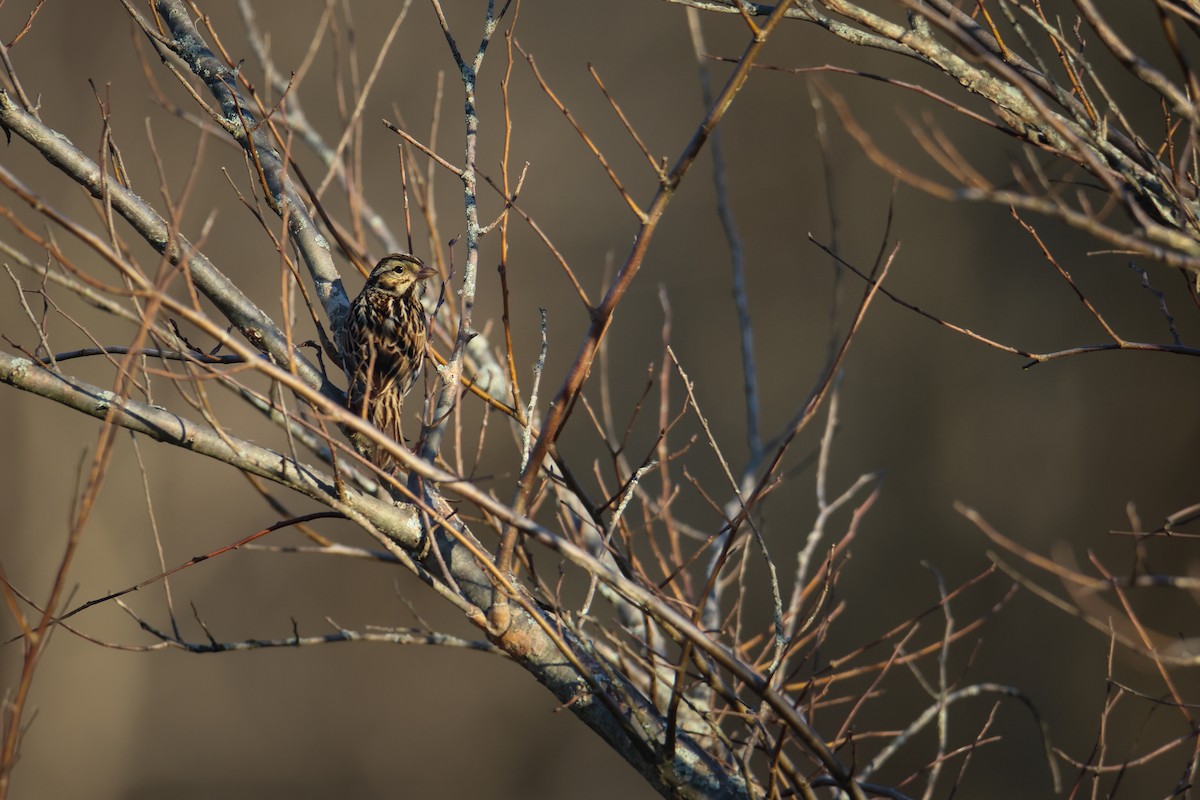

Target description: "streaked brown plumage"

left=340, top=253, right=436, bottom=471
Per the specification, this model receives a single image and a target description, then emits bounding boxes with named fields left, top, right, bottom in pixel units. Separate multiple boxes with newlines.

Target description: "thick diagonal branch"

left=0, top=89, right=336, bottom=397
left=0, top=343, right=754, bottom=798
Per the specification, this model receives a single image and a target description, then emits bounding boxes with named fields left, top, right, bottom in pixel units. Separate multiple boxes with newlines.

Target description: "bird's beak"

left=415, top=265, right=437, bottom=281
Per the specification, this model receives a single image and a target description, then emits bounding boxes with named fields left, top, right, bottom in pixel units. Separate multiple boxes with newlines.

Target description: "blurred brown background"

left=1, top=2, right=1198, bottom=798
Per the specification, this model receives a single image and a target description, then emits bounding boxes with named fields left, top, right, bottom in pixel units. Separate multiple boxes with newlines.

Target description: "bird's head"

left=366, top=253, right=437, bottom=296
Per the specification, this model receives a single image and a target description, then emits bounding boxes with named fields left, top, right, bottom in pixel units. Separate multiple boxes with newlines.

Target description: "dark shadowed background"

left=1, top=2, right=1198, bottom=798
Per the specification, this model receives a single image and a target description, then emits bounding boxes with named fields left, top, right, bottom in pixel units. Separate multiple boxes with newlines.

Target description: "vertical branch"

left=513, top=0, right=798, bottom=517
left=497, top=2, right=524, bottom=429
left=421, top=0, right=508, bottom=462
left=686, top=7, right=761, bottom=467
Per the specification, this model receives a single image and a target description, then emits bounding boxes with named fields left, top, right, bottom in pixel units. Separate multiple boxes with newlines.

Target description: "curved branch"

left=0, top=350, right=418, bottom=543
left=139, top=0, right=351, bottom=341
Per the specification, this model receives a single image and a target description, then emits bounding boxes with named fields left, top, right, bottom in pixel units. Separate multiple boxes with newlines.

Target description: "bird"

left=340, top=253, right=437, bottom=472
